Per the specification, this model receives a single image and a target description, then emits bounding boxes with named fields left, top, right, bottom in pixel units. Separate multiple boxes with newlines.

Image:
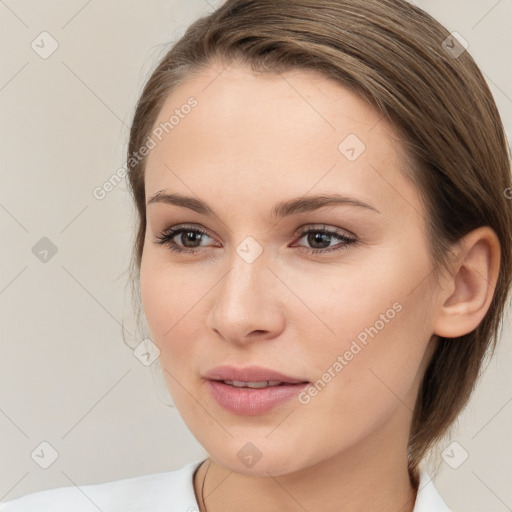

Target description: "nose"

left=206, top=247, right=285, bottom=345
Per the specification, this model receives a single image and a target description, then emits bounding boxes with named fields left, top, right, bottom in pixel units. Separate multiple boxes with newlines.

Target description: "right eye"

left=154, top=224, right=216, bottom=254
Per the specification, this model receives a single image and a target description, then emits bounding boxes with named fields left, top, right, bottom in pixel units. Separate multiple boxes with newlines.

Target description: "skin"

left=139, top=60, right=500, bottom=512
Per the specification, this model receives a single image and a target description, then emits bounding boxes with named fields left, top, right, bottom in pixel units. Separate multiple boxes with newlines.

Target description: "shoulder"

left=0, top=459, right=204, bottom=512
left=413, top=470, right=452, bottom=512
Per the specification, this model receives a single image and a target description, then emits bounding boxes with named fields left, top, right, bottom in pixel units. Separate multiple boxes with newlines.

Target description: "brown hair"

left=125, top=0, right=512, bottom=477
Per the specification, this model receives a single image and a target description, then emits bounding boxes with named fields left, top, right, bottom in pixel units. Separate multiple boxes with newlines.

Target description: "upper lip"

left=203, top=365, right=309, bottom=384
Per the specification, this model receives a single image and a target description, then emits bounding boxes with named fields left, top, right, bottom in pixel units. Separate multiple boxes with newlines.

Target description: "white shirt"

left=0, top=459, right=452, bottom=511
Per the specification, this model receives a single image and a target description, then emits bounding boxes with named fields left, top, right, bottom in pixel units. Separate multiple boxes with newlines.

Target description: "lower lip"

left=206, top=380, right=309, bottom=416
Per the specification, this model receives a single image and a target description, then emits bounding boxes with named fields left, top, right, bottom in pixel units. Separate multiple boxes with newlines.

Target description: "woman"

left=1, top=0, right=510, bottom=510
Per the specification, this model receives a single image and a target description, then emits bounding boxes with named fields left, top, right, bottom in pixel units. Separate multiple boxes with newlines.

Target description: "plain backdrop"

left=0, top=1, right=511, bottom=510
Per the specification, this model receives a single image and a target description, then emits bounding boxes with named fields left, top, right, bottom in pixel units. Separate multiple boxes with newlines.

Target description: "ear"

left=433, top=226, right=501, bottom=338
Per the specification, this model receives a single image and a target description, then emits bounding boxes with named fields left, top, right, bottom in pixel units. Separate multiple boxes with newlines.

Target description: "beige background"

left=0, top=0, right=511, bottom=510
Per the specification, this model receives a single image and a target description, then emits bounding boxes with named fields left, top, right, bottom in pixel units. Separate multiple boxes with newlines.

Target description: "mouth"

left=203, top=364, right=309, bottom=385
left=215, top=379, right=308, bottom=388
left=203, top=365, right=310, bottom=415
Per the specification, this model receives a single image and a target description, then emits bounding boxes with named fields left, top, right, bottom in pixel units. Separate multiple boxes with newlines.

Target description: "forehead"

left=144, top=61, right=421, bottom=221
left=150, top=61, right=387, bottom=147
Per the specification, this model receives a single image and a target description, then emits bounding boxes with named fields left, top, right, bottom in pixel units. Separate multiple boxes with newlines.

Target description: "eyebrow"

left=146, top=191, right=380, bottom=217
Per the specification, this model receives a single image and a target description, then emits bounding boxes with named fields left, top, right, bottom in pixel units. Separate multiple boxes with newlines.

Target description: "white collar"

left=0, top=458, right=452, bottom=511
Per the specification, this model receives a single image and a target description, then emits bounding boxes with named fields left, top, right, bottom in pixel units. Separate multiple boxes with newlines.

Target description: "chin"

left=203, top=437, right=320, bottom=478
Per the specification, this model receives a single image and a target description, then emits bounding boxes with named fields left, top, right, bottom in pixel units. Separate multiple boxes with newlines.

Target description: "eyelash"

left=154, top=223, right=357, bottom=255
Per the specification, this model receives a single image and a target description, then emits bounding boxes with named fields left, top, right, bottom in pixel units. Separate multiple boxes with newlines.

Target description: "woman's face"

left=140, top=61, right=440, bottom=476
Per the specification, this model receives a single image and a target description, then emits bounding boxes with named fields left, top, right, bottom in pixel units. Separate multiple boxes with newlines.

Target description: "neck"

left=193, top=411, right=418, bottom=512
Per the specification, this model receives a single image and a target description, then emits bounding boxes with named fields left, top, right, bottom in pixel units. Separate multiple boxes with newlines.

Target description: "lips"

left=203, top=364, right=309, bottom=385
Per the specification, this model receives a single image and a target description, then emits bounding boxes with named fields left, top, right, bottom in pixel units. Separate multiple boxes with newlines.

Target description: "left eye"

left=154, top=224, right=357, bottom=255
left=292, top=226, right=357, bottom=254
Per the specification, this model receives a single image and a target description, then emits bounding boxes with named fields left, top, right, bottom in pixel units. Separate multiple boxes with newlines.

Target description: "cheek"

left=140, top=248, right=183, bottom=348
left=306, top=248, right=435, bottom=406
left=298, top=295, right=433, bottom=448
left=294, top=258, right=407, bottom=350
left=139, top=249, right=209, bottom=374
left=140, top=258, right=168, bottom=341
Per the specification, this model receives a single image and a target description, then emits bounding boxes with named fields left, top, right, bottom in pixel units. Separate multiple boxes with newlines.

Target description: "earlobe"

left=433, top=227, right=501, bottom=338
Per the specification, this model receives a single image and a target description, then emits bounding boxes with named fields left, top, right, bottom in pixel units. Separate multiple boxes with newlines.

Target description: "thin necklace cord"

left=200, top=459, right=211, bottom=512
